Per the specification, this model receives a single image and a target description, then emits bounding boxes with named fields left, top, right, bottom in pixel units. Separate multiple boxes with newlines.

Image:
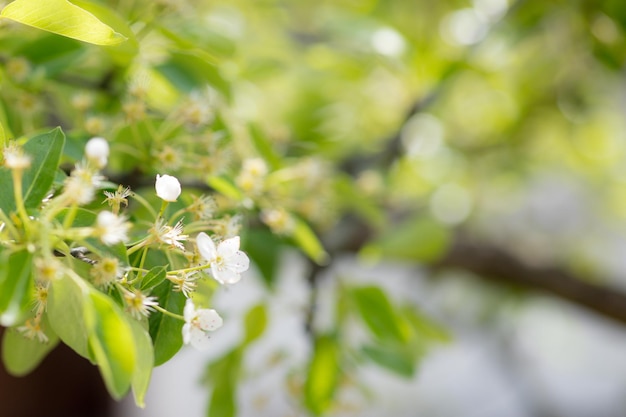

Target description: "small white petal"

left=97, top=211, right=129, bottom=245
left=183, top=298, right=195, bottom=322
left=85, top=137, right=109, bottom=168
left=211, top=265, right=241, bottom=285
left=182, top=323, right=191, bottom=345
left=197, top=232, right=217, bottom=262
left=217, top=236, right=240, bottom=258
left=189, top=327, right=213, bottom=350
left=197, top=309, right=223, bottom=331
left=228, top=251, right=250, bottom=273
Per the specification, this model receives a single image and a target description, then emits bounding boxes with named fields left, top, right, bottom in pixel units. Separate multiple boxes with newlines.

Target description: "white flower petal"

left=182, top=323, right=191, bottom=345
left=217, top=236, right=240, bottom=257
left=228, top=251, right=250, bottom=273
left=197, top=232, right=217, bottom=262
left=197, top=309, right=223, bottom=331
left=183, top=298, right=195, bottom=322
left=211, top=264, right=241, bottom=285
left=189, top=327, right=213, bottom=350
left=85, top=137, right=109, bottom=168
left=155, top=174, right=181, bottom=202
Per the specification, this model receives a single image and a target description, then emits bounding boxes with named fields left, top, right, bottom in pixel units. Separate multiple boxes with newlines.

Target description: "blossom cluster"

left=2, top=136, right=250, bottom=351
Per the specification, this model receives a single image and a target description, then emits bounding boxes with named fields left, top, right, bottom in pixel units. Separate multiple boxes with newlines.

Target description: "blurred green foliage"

left=1, top=0, right=626, bottom=415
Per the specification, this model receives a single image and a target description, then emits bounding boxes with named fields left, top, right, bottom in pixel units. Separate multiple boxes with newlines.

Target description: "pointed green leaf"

left=148, top=280, right=185, bottom=366
left=47, top=275, right=92, bottom=360
left=71, top=0, right=138, bottom=64
left=0, top=121, right=5, bottom=147
left=139, top=266, right=167, bottom=292
left=401, top=306, right=451, bottom=344
left=304, top=335, right=339, bottom=416
left=87, top=290, right=136, bottom=399
left=242, top=228, right=282, bottom=286
left=22, top=127, right=66, bottom=209
left=292, top=218, right=329, bottom=265
left=0, top=128, right=66, bottom=213
left=350, top=286, right=408, bottom=344
left=249, top=123, right=281, bottom=170
left=156, top=50, right=230, bottom=99
left=208, top=378, right=236, bottom=417
left=16, top=33, right=83, bottom=77
left=2, top=315, right=59, bottom=376
left=361, top=215, right=451, bottom=263
left=206, top=349, right=241, bottom=417
left=0, top=250, right=34, bottom=326
left=207, top=175, right=243, bottom=201
left=243, top=304, right=267, bottom=346
left=128, top=318, right=153, bottom=408
left=1, top=0, right=126, bottom=45
left=361, top=344, right=415, bottom=378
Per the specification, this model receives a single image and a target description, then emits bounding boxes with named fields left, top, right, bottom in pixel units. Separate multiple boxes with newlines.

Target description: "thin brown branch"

left=434, top=239, right=626, bottom=325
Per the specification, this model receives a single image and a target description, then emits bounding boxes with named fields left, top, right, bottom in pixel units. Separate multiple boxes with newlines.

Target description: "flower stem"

left=154, top=305, right=184, bottom=321
left=173, top=263, right=209, bottom=275
left=157, top=200, right=168, bottom=219
left=12, top=168, right=30, bottom=232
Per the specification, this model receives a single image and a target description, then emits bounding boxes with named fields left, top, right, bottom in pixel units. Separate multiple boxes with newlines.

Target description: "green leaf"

left=16, top=34, right=83, bottom=77
left=304, top=335, right=340, bottom=416
left=206, top=347, right=242, bottom=385
left=71, top=0, right=138, bottom=64
left=361, top=344, right=415, bottom=378
left=87, top=291, right=136, bottom=399
left=0, top=250, right=34, bottom=326
left=243, top=304, right=267, bottom=346
left=0, top=121, right=5, bottom=147
left=156, top=50, right=230, bottom=99
left=402, top=306, right=451, bottom=344
left=207, top=175, right=243, bottom=201
left=139, top=266, right=167, bottom=292
left=1, top=0, right=127, bottom=45
left=206, top=348, right=241, bottom=417
left=350, top=286, right=408, bottom=344
left=361, top=215, right=451, bottom=263
left=208, top=378, right=236, bottom=417
left=128, top=317, right=153, bottom=407
left=2, top=315, right=59, bottom=376
left=0, top=102, right=12, bottom=145
left=242, top=228, right=282, bottom=286
left=249, top=123, right=282, bottom=170
left=47, top=275, right=92, bottom=360
left=22, top=127, right=66, bottom=209
left=0, top=127, right=66, bottom=214
left=292, top=217, right=329, bottom=265
left=148, top=280, right=185, bottom=366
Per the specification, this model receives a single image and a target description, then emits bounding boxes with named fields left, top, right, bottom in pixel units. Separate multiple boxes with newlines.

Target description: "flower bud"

left=85, top=137, right=109, bottom=168
left=155, top=174, right=181, bottom=202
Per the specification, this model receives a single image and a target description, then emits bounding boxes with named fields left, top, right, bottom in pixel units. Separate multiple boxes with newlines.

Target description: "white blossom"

left=3, top=143, right=31, bottom=170
left=96, top=211, right=130, bottom=245
left=196, top=232, right=249, bottom=285
left=154, top=219, right=188, bottom=250
left=63, top=163, right=104, bottom=205
left=182, top=298, right=222, bottom=350
left=169, top=271, right=199, bottom=297
left=155, top=174, right=181, bottom=202
left=123, top=289, right=158, bottom=319
left=85, top=137, right=109, bottom=168
left=17, top=319, right=48, bottom=343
